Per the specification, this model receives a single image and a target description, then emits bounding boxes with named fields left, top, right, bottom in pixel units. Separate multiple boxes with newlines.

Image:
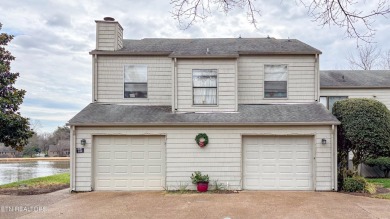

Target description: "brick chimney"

left=95, top=17, right=123, bottom=51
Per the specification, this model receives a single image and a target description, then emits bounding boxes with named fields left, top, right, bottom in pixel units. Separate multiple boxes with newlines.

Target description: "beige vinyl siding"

left=72, top=126, right=334, bottom=191
left=320, top=88, right=390, bottom=109
left=238, top=55, right=316, bottom=104
left=96, top=56, right=172, bottom=105
left=96, top=22, right=123, bottom=51
left=176, top=59, right=236, bottom=112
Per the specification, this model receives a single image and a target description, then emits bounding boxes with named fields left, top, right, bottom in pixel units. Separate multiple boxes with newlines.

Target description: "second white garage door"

left=94, top=136, right=165, bottom=191
left=243, top=136, right=313, bottom=190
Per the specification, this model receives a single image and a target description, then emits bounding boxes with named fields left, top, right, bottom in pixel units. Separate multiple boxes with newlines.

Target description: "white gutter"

left=67, top=121, right=340, bottom=127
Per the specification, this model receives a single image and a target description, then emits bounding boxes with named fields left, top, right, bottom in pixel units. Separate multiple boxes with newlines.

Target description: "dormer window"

left=193, top=69, right=218, bottom=105
left=124, top=65, right=147, bottom=98
left=264, top=64, right=288, bottom=98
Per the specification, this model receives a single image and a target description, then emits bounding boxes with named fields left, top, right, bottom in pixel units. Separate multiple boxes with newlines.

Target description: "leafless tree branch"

left=170, top=0, right=261, bottom=29
left=300, top=0, right=390, bottom=43
left=380, top=49, right=390, bottom=69
left=347, top=44, right=381, bottom=70
left=170, top=0, right=390, bottom=43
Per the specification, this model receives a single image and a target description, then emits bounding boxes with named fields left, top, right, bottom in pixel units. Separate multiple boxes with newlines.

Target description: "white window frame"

left=319, top=96, right=348, bottom=110
left=192, top=69, right=218, bottom=106
left=263, top=64, right=288, bottom=99
left=123, top=64, right=148, bottom=99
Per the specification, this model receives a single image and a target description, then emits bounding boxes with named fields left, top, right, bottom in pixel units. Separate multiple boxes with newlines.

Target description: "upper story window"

left=193, top=69, right=217, bottom=105
left=124, top=65, right=147, bottom=98
left=320, top=96, right=348, bottom=110
left=264, top=65, right=288, bottom=98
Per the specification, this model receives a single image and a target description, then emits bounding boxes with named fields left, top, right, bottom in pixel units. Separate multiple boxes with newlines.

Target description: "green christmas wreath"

left=195, top=133, right=209, bottom=147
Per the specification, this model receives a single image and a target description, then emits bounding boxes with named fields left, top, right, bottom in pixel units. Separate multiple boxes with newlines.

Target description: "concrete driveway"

left=2, top=190, right=390, bottom=219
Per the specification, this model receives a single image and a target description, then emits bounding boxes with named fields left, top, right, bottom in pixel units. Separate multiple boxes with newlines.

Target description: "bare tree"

left=170, top=0, right=390, bottom=42
left=380, top=49, right=390, bottom=69
left=347, top=44, right=381, bottom=70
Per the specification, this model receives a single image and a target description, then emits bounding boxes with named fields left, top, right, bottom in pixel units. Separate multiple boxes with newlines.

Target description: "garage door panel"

left=114, top=165, right=128, bottom=174
left=95, top=136, right=165, bottom=191
left=132, top=165, right=145, bottom=173
left=97, top=151, right=111, bottom=159
left=243, top=136, right=313, bottom=190
left=131, top=151, right=145, bottom=159
left=148, top=151, right=162, bottom=160
left=130, top=137, right=146, bottom=145
left=114, top=151, right=128, bottom=160
left=114, top=137, right=128, bottom=145
left=262, top=165, right=277, bottom=173
left=148, top=165, right=162, bottom=174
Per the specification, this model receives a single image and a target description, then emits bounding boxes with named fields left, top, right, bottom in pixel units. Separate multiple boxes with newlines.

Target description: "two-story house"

left=68, top=17, right=340, bottom=192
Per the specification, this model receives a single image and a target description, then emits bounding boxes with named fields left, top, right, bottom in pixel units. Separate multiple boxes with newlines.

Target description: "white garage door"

left=243, top=136, right=313, bottom=190
left=94, top=136, right=165, bottom=191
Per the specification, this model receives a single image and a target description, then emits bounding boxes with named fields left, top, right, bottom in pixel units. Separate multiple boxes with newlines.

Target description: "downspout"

left=93, top=54, right=98, bottom=102
left=334, top=125, right=338, bottom=191
left=235, top=58, right=238, bottom=111
left=171, top=58, right=175, bottom=113
left=331, top=125, right=335, bottom=190
left=314, top=54, right=319, bottom=101
left=174, top=58, right=178, bottom=112
left=71, top=126, right=76, bottom=192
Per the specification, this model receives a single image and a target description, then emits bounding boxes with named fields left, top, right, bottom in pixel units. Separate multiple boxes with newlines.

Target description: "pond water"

left=0, top=161, right=70, bottom=185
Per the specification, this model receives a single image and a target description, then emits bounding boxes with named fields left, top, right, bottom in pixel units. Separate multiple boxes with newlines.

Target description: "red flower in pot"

left=191, top=171, right=209, bottom=192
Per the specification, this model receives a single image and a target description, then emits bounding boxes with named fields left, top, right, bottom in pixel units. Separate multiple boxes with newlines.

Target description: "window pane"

left=124, top=83, right=147, bottom=98
left=193, top=69, right=217, bottom=87
left=329, top=96, right=348, bottom=110
left=192, top=69, right=218, bottom=105
left=264, top=81, right=287, bottom=98
left=264, top=65, right=287, bottom=81
left=193, top=88, right=217, bottom=105
left=124, top=65, right=147, bottom=83
left=319, top=96, right=328, bottom=109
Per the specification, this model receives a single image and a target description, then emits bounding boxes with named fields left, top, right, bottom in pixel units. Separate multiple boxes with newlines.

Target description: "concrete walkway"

left=2, top=190, right=390, bottom=219
left=0, top=189, right=71, bottom=219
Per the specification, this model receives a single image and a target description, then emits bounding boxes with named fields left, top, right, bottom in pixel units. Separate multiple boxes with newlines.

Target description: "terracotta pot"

left=197, top=182, right=209, bottom=192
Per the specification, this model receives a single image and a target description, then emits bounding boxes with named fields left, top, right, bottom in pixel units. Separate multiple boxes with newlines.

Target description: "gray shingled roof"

left=68, top=103, right=339, bottom=126
left=320, top=70, right=390, bottom=88
left=91, top=38, right=321, bottom=56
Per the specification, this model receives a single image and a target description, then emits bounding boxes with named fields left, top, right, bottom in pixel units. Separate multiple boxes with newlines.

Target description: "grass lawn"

left=0, top=173, right=69, bottom=195
left=374, top=193, right=390, bottom=200
left=366, top=178, right=390, bottom=188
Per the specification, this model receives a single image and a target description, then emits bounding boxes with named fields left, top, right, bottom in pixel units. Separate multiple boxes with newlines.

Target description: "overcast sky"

left=1, top=0, right=389, bottom=133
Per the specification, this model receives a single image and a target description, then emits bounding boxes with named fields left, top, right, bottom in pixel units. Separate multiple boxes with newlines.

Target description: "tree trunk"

left=385, top=170, right=390, bottom=178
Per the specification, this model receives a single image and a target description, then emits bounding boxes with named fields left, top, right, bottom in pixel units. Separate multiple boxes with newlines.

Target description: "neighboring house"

left=320, top=70, right=390, bottom=110
left=68, top=17, right=340, bottom=192
left=0, top=144, right=23, bottom=158
left=48, top=140, right=70, bottom=157
left=320, top=70, right=390, bottom=177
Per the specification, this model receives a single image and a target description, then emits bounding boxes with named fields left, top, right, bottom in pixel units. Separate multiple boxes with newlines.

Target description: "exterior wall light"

left=321, top=138, right=327, bottom=145
left=81, top=139, right=87, bottom=146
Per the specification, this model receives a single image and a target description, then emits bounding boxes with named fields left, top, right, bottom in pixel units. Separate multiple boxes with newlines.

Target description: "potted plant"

left=191, top=171, right=209, bottom=192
